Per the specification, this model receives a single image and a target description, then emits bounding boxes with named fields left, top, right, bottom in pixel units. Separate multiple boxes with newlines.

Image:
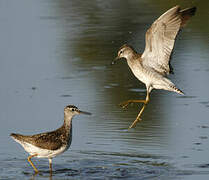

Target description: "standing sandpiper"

left=10, top=105, right=91, bottom=173
left=113, top=6, right=196, bottom=129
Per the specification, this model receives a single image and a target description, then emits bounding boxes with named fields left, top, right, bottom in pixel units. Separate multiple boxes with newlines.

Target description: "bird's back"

left=10, top=125, right=71, bottom=151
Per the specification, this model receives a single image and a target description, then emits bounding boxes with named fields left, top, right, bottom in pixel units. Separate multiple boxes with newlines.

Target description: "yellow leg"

left=49, top=158, right=52, bottom=173
left=28, top=154, right=39, bottom=173
left=119, top=99, right=147, bottom=109
left=128, top=91, right=150, bottom=129
left=128, top=103, right=147, bottom=129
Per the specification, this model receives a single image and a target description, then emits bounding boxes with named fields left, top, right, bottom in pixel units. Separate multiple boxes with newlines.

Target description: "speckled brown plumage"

left=10, top=105, right=91, bottom=173
left=11, top=124, right=71, bottom=150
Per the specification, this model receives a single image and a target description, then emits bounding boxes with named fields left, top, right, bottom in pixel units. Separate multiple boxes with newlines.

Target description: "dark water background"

left=0, top=0, right=209, bottom=179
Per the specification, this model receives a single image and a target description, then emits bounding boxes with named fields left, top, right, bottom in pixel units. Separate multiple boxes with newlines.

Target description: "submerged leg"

left=28, top=154, right=39, bottom=173
left=128, top=91, right=150, bottom=129
left=49, top=158, right=52, bottom=173
left=119, top=99, right=147, bottom=109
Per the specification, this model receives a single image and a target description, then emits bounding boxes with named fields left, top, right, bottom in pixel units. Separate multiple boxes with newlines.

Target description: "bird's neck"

left=126, top=52, right=142, bottom=73
left=63, top=113, right=73, bottom=130
left=59, top=114, right=73, bottom=145
left=126, top=51, right=141, bottom=65
left=126, top=49, right=140, bottom=61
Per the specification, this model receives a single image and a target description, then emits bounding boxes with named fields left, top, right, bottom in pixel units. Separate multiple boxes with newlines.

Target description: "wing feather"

left=11, top=126, right=67, bottom=150
left=141, top=6, right=196, bottom=75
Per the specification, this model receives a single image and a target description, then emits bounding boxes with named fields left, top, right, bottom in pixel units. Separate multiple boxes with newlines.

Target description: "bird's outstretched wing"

left=141, top=6, right=196, bottom=75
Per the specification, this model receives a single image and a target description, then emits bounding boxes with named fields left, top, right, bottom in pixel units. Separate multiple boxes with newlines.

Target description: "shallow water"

left=1, top=0, right=209, bottom=179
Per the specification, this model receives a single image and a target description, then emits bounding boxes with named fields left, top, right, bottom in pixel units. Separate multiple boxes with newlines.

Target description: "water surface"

left=0, top=0, right=209, bottom=179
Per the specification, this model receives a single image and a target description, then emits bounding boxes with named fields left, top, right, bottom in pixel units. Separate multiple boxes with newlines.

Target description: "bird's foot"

left=119, top=100, right=132, bottom=109
left=119, top=99, right=147, bottom=109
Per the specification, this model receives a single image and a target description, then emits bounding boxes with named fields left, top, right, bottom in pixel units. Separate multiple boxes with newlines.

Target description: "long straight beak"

left=111, top=56, right=120, bottom=65
left=79, top=110, right=92, bottom=115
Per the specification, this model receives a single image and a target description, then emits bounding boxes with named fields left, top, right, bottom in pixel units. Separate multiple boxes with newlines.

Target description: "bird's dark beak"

left=111, top=56, right=120, bottom=65
left=78, top=110, right=92, bottom=115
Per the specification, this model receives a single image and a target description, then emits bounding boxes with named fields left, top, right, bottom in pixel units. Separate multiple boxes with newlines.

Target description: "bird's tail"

left=170, top=85, right=184, bottom=95
left=159, top=77, right=184, bottom=95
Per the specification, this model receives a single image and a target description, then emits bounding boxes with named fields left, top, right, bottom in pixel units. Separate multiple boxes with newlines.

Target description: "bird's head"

left=64, top=105, right=91, bottom=117
left=112, top=44, right=135, bottom=64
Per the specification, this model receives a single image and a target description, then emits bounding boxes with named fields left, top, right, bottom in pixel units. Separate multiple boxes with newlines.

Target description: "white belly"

left=13, top=139, right=67, bottom=158
left=130, top=63, right=164, bottom=87
left=131, top=65, right=150, bottom=85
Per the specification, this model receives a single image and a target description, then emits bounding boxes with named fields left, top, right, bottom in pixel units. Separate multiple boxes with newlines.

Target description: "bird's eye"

left=120, top=51, right=123, bottom=54
left=71, top=108, right=75, bottom=111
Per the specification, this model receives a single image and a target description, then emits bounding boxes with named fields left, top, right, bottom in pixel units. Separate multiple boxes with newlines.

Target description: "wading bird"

left=10, top=105, right=91, bottom=173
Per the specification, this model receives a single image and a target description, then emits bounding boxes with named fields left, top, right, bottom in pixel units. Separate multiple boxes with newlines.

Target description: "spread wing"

left=141, top=6, right=196, bottom=75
